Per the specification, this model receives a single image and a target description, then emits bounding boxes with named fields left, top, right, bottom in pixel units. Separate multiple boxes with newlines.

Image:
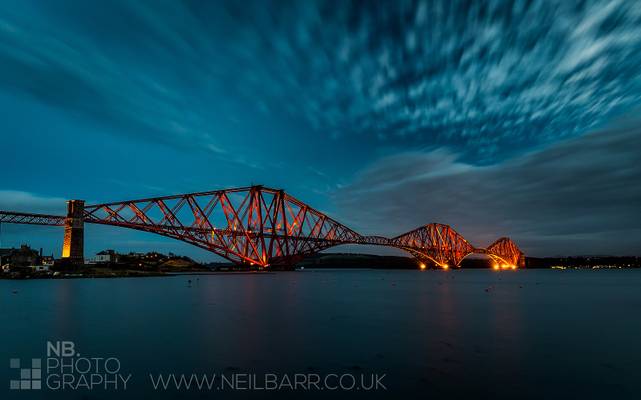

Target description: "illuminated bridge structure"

left=0, top=186, right=524, bottom=269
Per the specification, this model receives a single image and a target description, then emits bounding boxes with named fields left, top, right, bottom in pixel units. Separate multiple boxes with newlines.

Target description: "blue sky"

left=1, top=0, right=640, bottom=259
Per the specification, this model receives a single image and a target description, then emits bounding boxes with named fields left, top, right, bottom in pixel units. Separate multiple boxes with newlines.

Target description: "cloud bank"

left=0, top=191, right=67, bottom=214
left=335, top=119, right=641, bottom=256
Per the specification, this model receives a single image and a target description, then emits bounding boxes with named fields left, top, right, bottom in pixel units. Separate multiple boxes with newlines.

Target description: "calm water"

left=1, top=269, right=640, bottom=399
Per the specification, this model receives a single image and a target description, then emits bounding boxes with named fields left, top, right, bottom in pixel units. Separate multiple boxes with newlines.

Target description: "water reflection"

left=1, top=270, right=640, bottom=399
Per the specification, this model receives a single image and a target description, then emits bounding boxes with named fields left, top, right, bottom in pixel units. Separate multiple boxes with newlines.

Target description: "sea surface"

left=1, top=269, right=640, bottom=399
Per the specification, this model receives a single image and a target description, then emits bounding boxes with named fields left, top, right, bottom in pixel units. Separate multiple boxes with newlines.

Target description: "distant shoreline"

left=2, top=252, right=639, bottom=280
left=298, top=253, right=641, bottom=269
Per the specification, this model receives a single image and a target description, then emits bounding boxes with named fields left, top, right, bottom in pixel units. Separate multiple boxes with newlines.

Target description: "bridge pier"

left=61, top=200, right=85, bottom=265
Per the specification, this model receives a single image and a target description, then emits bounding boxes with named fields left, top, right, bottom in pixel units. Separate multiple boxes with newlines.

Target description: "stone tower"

left=61, top=200, right=84, bottom=265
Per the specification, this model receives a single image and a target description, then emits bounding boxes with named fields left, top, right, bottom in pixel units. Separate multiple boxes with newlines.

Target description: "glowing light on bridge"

left=493, top=263, right=518, bottom=271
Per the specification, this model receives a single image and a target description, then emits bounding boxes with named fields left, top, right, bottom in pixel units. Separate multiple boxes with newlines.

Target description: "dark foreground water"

left=1, top=269, right=641, bottom=399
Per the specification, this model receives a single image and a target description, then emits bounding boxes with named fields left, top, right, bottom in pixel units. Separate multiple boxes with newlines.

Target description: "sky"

left=0, top=0, right=640, bottom=259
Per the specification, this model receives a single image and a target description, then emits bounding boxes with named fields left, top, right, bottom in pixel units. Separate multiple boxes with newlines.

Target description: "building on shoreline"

left=93, top=249, right=119, bottom=264
left=0, top=245, right=41, bottom=267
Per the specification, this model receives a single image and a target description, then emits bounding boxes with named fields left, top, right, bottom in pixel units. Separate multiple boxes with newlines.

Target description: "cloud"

left=0, top=191, right=67, bottom=214
left=0, top=191, right=67, bottom=241
left=0, top=1, right=232, bottom=158
left=1, top=1, right=640, bottom=164
left=334, top=120, right=641, bottom=256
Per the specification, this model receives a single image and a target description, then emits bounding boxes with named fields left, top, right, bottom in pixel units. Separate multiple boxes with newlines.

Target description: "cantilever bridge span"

left=0, top=186, right=524, bottom=269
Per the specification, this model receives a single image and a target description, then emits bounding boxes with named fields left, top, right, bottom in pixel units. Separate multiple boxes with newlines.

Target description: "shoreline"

left=0, top=269, right=279, bottom=280
left=2, top=266, right=638, bottom=281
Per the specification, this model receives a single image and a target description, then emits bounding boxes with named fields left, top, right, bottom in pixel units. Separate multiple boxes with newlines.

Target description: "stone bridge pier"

left=61, top=200, right=85, bottom=265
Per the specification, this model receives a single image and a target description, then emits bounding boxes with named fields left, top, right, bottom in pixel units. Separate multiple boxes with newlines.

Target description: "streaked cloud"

left=0, top=1, right=640, bottom=163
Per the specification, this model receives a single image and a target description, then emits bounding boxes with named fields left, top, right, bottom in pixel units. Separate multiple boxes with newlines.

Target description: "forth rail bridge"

left=0, top=186, right=524, bottom=270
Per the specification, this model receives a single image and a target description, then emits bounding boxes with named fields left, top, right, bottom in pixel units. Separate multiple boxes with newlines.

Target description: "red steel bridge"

left=0, top=186, right=524, bottom=269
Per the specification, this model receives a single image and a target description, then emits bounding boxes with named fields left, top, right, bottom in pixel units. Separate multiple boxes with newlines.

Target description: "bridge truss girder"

left=0, top=186, right=525, bottom=269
